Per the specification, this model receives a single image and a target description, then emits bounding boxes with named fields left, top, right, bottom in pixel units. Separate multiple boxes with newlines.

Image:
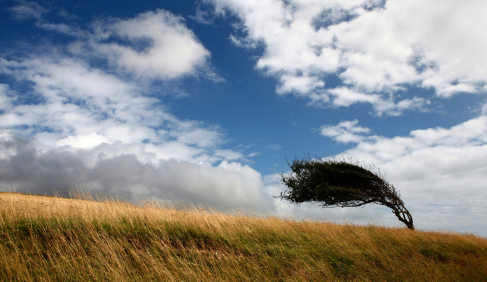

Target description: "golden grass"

left=0, top=191, right=486, bottom=281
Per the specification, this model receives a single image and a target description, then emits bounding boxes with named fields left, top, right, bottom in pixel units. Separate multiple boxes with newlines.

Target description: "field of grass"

left=0, top=192, right=486, bottom=281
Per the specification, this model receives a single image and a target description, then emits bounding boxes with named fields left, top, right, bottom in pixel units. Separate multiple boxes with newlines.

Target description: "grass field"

left=0, top=191, right=486, bottom=281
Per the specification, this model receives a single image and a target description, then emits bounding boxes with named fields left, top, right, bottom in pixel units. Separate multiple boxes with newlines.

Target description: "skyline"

left=0, top=0, right=486, bottom=236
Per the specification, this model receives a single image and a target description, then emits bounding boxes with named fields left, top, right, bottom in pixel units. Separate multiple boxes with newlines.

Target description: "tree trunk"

left=394, top=204, right=414, bottom=230
left=386, top=203, right=414, bottom=230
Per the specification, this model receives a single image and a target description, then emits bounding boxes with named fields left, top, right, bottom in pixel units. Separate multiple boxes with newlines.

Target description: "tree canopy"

left=277, top=156, right=414, bottom=230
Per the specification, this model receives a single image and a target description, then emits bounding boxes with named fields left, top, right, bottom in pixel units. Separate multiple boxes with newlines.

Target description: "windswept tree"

left=277, top=156, right=414, bottom=230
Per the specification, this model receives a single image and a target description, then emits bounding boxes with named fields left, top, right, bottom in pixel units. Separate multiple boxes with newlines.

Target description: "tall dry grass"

left=0, top=191, right=486, bottom=281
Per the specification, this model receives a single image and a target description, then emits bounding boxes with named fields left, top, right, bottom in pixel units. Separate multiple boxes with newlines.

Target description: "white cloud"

left=276, top=74, right=325, bottom=96
left=168, top=123, right=223, bottom=148
left=190, top=4, right=216, bottom=25
left=266, top=144, right=282, bottom=150
left=319, top=116, right=487, bottom=235
left=327, top=87, right=379, bottom=107
left=9, top=1, right=48, bottom=20
left=0, top=55, right=242, bottom=164
left=320, top=119, right=370, bottom=143
left=206, top=0, right=487, bottom=114
left=1, top=57, right=156, bottom=141
left=56, top=133, right=111, bottom=149
left=8, top=3, right=217, bottom=81
left=37, top=22, right=80, bottom=36
left=91, top=9, right=215, bottom=80
left=247, top=152, right=260, bottom=157
left=145, top=142, right=205, bottom=162
left=8, top=2, right=82, bottom=37
left=214, top=149, right=245, bottom=161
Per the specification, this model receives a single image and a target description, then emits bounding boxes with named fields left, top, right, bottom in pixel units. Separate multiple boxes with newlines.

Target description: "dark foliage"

left=277, top=156, right=414, bottom=230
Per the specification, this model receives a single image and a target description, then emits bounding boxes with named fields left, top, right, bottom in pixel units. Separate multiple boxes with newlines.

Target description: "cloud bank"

left=0, top=133, right=272, bottom=211
left=206, top=0, right=487, bottom=114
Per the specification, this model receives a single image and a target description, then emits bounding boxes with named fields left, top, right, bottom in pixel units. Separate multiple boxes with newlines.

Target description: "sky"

left=0, top=0, right=486, bottom=236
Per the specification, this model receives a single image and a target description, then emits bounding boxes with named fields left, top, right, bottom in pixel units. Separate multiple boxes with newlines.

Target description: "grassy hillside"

left=0, top=192, right=486, bottom=281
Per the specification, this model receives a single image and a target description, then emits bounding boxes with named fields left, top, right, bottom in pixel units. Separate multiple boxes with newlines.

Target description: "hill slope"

left=0, top=192, right=486, bottom=281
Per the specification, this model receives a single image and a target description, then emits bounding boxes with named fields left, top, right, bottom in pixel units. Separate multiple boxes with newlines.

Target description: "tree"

left=277, top=156, right=414, bottom=230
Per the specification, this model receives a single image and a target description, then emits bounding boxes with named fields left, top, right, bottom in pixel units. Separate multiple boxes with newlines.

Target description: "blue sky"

left=1, top=0, right=487, bottom=236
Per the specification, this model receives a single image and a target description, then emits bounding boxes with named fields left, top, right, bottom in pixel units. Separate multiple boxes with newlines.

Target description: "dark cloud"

left=0, top=133, right=274, bottom=212
left=0, top=134, right=90, bottom=195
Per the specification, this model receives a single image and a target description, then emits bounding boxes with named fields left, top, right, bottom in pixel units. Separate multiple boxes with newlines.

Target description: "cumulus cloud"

left=7, top=2, right=217, bottom=81
left=56, top=133, right=111, bottom=149
left=90, top=9, right=216, bottom=80
left=206, top=0, right=487, bottom=114
left=320, top=119, right=370, bottom=143
left=319, top=116, right=487, bottom=235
